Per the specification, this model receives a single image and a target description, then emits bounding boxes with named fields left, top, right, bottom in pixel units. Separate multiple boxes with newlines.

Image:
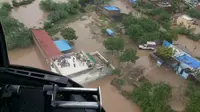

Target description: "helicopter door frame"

left=0, top=23, right=10, bottom=68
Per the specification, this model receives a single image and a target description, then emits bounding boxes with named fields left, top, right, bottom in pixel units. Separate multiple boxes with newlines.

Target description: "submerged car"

left=0, top=23, right=105, bottom=112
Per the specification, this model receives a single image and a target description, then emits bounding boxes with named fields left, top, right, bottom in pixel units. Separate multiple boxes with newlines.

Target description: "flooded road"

left=88, top=76, right=141, bottom=112
left=8, top=45, right=49, bottom=70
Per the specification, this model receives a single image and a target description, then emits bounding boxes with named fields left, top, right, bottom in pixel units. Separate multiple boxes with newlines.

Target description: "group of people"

left=52, top=52, right=94, bottom=68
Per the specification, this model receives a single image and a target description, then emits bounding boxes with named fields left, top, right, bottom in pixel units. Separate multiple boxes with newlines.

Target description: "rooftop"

left=181, top=15, right=193, bottom=21
left=54, top=40, right=72, bottom=52
left=176, top=54, right=200, bottom=69
left=32, top=29, right=62, bottom=59
left=163, top=40, right=200, bottom=70
left=104, top=6, right=120, bottom=11
left=52, top=51, right=93, bottom=77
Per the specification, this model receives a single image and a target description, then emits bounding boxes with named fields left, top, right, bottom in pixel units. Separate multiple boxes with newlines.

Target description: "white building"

left=50, top=51, right=113, bottom=85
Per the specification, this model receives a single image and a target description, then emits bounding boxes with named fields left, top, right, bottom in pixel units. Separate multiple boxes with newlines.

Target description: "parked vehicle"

left=138, top=41, right=156, bottom=50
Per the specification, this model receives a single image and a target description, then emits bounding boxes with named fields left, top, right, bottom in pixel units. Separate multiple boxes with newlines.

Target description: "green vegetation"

left=111, top=78, right=124, bottom=87
left=156, top=46, right=174, bottom=60
left=112, top=68, right=121, bottom=76
left=12, top=0, right=35, bottom=7
left=185, top=82, right=200, bottom=112
left=119, top=48, right=137, bottom=63
left=187, top=8, right=200, bottom=19
left=174, top=26, right=200, bottom=41
left=146, top=8, right=171, bottom=29
left=103, top=38, right=124, bottom=53
left=122, top=14, right=176, bottom=43
left=40, top=0, right=81, bottom=23
left=131, top=82, right=173, bottom=112
left=0, top=2, right=32, bottom=50
left=61, top=27, right=78, bottom=41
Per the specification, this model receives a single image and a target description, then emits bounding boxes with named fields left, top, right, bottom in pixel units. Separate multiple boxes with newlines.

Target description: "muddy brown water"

left=67, top=15, right=106, bottom=54
left=1, top=0, right=47, bottom=28
left=88, top=76, right=141, bottom=112
left=8, top=45, right=49, bottom=70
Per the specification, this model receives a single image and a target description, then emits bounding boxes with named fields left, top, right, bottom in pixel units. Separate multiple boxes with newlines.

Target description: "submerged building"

left=32, top=29, right=62, bottom=70
left=32, top=29, right=113, bottom=85
left=98, top=5, right=121, bottom=17
left=162, top=40, right=200, bottom=79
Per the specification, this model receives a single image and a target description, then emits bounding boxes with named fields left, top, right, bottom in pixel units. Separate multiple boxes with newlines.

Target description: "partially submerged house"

left=32, top=29, right=62, bottom=70
left=162, top=40, right=200, bottom=79
left=98, top=5, right=121, bottom=17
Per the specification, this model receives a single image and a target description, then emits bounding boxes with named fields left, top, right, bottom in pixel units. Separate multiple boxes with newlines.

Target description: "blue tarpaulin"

left=104, top=6, right=120, bottom=11
left=106, top=28, right=114, bottom=36
left=162, top=40, right=171, bottom=47
left=175, top=54, right=200, bottom=69
left=54, top=40, right=72, bottom=52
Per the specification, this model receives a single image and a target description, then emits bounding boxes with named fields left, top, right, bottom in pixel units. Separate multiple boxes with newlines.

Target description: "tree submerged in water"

left=40, top=0, right=80, bottom=23
left=0, top=2, right=32, bottom=50
left=131, top=82, right=173, bottom=112
left=103, top=38, right=124, bottom=54
left=61, top=27, right=78, bottom=41
left=119, top=48, right=137, bottom=63
left=156, top=46, right=174, bottom=60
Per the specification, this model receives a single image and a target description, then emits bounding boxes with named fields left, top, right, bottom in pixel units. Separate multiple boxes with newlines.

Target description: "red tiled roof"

left=32, top=29, right=62, bottom=59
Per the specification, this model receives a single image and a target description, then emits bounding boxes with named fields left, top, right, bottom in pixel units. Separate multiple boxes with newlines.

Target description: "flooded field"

left=67, top=14, right=106, bottom=54
left=88, top=76, right=141, bottom=112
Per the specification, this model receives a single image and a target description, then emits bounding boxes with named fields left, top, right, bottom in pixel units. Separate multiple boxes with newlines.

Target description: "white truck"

left=138, top=41, right=156, bottom=50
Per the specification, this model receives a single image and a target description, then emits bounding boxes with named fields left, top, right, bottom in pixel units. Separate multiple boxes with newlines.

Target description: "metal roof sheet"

left=32, top=29, right=62, bottom=59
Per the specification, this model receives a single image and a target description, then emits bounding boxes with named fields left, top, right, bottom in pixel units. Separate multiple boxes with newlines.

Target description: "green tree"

left=119, top=48, right=137, bottom=63
left=94, top=0, right=104, bottom=11
left=61, top=27, right=78, bottom=41
left=131, top=82, right=172, bottom=112
left=103, top=38, right=124, bottom=53
left=156, top=46, right=174, bottom=60
left=126, top=24, right=144, bottom=40
left=0, top=3, right=32, bottom=50
left=187, top=8, right=200, bottom=19
left=185, top=82, right=200, bottom=112
left=40, top=0, right=80, bottom=23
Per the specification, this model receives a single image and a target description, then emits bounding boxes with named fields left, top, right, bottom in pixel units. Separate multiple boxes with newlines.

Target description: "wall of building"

left=32, top=34, right=51, bottom=70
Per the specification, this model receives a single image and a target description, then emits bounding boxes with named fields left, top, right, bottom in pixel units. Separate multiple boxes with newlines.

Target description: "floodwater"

left=88, top=76, right=141, bottom=112
left=67, top=13, right=106, bottom=54
left=10, top=0, right=47, bottom=28
left=0, top=0, right=47, bottom=28
left=145, top=66, right=186, bottom=111
left=174, top=35, right=200, bottom=57
left=8, top=45, right=49, bottom=70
